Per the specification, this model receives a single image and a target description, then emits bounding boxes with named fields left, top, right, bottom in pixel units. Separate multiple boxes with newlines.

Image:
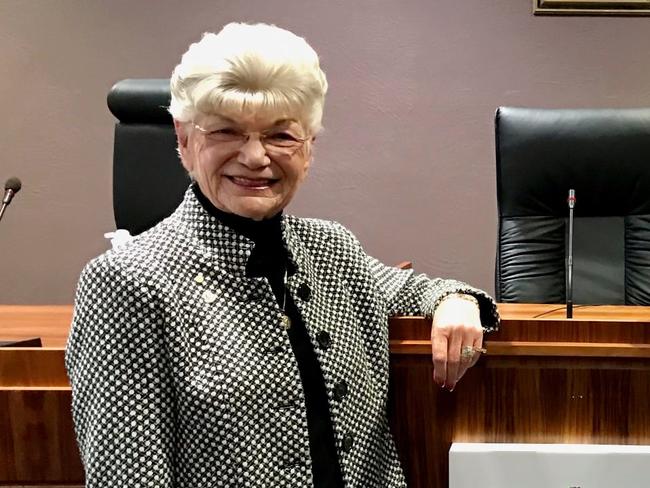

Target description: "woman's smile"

left=225, top=175, right=279, bottom=190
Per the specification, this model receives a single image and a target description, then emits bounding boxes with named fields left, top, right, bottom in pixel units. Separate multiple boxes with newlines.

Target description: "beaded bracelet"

left=439, top=293, right=479, bottom=307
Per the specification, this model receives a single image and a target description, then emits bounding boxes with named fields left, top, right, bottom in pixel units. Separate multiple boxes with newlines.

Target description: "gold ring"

left=460, top=345, right=474, bottom=361
left=461, top=345, right=487, bottom=361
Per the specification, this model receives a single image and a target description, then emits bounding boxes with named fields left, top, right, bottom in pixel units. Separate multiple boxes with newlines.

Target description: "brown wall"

left=1, top=0, right=649, bottom=304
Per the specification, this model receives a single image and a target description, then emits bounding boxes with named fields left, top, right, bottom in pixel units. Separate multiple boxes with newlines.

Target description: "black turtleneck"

left=192, top=185, right=344, bottom=487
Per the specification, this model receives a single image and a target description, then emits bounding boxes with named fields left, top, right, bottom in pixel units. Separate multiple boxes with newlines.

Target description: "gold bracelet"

left=440, top=293, right=479, bottom=306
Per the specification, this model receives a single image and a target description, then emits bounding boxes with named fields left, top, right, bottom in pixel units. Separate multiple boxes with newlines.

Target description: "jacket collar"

left=169, top=187, right=306, bottom=277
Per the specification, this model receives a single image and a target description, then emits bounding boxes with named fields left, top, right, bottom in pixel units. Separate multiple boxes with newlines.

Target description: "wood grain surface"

left=0, top=306, right=73, bottom=348
left=2, top=304, right=650, bottom=486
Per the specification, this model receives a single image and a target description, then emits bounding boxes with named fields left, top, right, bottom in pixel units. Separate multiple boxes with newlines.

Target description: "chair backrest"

left=495, top=106, right=650, bottom=305
left=108, top=79, right=189, bottom=235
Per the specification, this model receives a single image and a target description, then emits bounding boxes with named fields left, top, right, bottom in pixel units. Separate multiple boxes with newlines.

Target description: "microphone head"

left=5, top=177, right=22, bottom=193
left=568, top=188, right=576, bottom=209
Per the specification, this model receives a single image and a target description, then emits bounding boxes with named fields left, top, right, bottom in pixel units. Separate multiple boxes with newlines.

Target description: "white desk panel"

left=449, top=443, right=650, bottom=488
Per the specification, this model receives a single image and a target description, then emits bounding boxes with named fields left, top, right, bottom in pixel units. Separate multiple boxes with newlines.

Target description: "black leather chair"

left=107, top=78, right=189, bottom=235
left=495, top=106, right=650, bottom=305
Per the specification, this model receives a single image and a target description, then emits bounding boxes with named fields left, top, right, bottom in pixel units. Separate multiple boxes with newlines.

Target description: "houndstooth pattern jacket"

left=65, top=187, right=498, bottom=488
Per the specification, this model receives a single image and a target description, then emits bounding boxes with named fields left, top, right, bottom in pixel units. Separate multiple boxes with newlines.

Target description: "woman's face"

left=175, top=110, right=312, bottom=220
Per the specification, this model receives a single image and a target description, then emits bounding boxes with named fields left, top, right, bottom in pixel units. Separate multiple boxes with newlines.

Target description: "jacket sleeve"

left=367, top=255, right=499, bottom=331
left=332, top=222, right=499, bottom=330
left=65, top=255, right=175, bottom=487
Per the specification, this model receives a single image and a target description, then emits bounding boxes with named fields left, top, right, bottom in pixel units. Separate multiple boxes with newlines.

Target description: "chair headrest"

left=496, top=106, right=650, bottom=217
left=107, top=79, right=172, bottom=124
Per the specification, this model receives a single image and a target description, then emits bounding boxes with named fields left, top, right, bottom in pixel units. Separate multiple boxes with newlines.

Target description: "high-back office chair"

left=495, top=106, right=650, bottom=305
left=108, top=79, right=189, bottom=235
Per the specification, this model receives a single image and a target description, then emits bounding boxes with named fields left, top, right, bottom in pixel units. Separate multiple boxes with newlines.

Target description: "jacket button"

left=297, top=283, right=311, bottom=301
left=247, top=289, right=265, bottom=302
left=333, top=380, right=348, bottom=401
left=316, top=331, right=331, bottom=350
left=263, top=344, right=285, bottom=354
left=342, top=433, right=354, bottom=453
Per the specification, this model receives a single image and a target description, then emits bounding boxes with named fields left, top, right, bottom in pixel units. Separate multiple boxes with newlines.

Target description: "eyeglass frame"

left=192, top=121, right=312, bottom=157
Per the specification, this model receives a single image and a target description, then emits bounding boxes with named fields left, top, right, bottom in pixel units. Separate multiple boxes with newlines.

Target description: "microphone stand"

left=0, top=189, right=16, bottom=223
left=567, top=189, right=575, bottom=319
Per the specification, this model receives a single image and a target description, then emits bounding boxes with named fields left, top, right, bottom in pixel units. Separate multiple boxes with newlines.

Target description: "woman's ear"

left=173, top=120, right=189, bottom=149
left=173, top=120, right=193, bottom=172
left=303, top=139, right=316, bottom=175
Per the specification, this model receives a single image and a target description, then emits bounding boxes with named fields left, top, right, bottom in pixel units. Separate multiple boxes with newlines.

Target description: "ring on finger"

left=460, top=345, right=474, bottom=361
left=461, top=345, right=486, bottom=361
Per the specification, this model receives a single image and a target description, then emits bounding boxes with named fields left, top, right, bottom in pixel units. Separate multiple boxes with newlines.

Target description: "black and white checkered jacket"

left=65, top=188, right=498, bottom=487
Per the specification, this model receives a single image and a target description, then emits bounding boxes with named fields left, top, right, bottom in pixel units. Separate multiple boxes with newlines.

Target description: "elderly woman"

left=65, top=22, right=498, bottom=488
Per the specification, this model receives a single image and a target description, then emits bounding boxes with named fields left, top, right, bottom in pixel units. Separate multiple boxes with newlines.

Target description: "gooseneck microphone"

left=0, top=177, right=22, bottom=224
left=566, top=189, right=576, bottom=319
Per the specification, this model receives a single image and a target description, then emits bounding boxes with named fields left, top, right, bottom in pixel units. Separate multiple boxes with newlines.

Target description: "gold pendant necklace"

left=281, top=269, right=291, bottom=330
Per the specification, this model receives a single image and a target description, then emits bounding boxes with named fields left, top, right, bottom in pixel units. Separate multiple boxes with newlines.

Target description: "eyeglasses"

left=193, top=123, right=310, bottom=157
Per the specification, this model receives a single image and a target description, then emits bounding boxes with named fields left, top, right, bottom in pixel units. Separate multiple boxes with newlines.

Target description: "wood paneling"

left=0, top=390, right=83, bottom=484
left=2, top=304, right=650, bottom=486
left=0, top=349, right=68, bottom=387
left=389, top=354, right=650, bottom=487
left=390, top=305, right=650, bottom=487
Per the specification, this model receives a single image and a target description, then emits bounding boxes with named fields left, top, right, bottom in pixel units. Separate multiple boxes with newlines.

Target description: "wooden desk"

left=390, top=304, right=650, bottom=487
left=0, top=305, right=73, bottom=348
left=2, top=304, right=650, bottom=486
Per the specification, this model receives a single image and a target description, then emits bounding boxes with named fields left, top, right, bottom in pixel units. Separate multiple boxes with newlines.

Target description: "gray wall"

left=1, top=0, right=649, bottom=304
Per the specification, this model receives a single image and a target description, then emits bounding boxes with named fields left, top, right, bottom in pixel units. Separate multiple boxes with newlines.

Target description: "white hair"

left=169, top=22, right=328, bottom=134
